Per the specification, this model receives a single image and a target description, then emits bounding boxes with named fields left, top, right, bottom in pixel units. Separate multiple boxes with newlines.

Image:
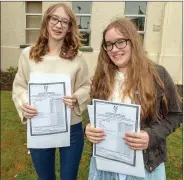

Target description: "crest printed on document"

left=44, top=85, right=48, bottom=92
left=113, top=105, right=118, bottom=113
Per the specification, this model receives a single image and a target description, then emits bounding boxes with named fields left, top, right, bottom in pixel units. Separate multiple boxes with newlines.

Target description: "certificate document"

left=29, top=82, right=67, bottom=136
left=93, top=99, right=140, bottom=166
left=27, top=72, right=71, bottom=148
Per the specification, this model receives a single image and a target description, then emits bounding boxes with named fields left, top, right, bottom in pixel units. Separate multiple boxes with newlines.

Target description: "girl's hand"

left=21, top=104, right=37, bottom=119
left=62, top=94, right=77, bottom=109
left=85, top=123, right=106, bottom=144
left=123, top=130, right=149, bottom=150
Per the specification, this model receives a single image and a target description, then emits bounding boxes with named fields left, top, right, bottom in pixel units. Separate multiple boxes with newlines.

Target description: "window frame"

left=24, top=2, right=42, bottom=45
left=124, top=2, right=147, bottom=39
left=72, top=3, right=92, bottom=47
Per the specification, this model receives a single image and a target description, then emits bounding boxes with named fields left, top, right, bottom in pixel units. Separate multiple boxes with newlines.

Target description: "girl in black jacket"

left=85, top=18, right=182, bottom=180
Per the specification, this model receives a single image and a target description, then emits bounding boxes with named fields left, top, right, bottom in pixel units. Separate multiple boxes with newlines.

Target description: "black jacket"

left=84, top=65, right=182, bottom=173
left=142, top=65, right=182, bottom=172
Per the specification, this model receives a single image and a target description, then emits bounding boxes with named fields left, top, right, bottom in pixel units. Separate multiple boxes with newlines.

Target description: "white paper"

left=87, top=100, right=145, bottom=178
left=27, top=72, right=71, bottom=148
left=87, top=105, right=94, bottom=125
left=88, top=105, right=126, bottom=180
left=93, top=99, right=139, bottom=166
left=29, top=83, right=67, bottom=134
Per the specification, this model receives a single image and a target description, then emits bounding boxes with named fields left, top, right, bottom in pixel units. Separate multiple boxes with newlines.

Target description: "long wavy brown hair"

left=29, top=3, right=82, bottom=61
left=91, top=18, right=168, bottom=122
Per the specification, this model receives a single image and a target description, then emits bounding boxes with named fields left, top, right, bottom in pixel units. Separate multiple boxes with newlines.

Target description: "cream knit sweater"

left=12, top=46, right=90, bottom=125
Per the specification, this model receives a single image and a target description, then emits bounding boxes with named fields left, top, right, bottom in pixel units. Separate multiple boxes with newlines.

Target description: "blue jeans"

left=88, top=157, right=166, bottom=180
left=30, top=122, right=84, bottom=180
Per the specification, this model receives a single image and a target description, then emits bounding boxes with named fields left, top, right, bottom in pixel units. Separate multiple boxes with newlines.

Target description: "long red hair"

left=29, top=3, right=82, bottom=61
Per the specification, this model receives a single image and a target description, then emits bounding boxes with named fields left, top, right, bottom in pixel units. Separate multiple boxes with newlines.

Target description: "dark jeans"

left=29, top=122, right=84, bottom=180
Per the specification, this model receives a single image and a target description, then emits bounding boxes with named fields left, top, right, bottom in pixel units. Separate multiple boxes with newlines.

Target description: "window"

left=72, top=2, right=92, bottom=46
left=124, top=2, right=147, bottom=40
left=25, top=2, right=42, bottom=44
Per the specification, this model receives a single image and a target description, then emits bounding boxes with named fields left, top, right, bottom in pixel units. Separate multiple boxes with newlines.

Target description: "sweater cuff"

left=73, top=91, right=90, bottom=115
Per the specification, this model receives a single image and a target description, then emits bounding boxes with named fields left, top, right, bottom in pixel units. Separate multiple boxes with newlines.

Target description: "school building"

left=1, top=1, right=183, bottom=84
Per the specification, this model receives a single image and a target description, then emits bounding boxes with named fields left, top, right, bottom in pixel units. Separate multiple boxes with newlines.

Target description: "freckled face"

left=104, top=27, right=132, bottom=72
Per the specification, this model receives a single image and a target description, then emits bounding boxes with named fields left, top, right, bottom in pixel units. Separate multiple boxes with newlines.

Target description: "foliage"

left=0, top=67, right=18, bottom=91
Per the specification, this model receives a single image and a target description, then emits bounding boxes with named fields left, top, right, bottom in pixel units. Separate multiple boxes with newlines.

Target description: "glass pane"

left=77, top=16, right=90, bottom=29
left=81, top=31, right=90, bottom=46
left=125, top=2, right=147, bottom=15
left=26, top=1, right=42, bottom=13
left=72, top=2, right=92, bottom=14
left=26, top=30, right=40, bottom=44
left=127, top=16, right=145, bottom=31
left=26, top=15, right=42, bottom=28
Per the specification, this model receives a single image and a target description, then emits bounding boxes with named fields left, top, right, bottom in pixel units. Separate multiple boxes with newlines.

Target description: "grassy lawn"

left=1, top=91, right=183, bottom=180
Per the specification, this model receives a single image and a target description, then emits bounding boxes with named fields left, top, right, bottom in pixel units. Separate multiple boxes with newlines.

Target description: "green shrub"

left=0, top=67, right=18, bottom=91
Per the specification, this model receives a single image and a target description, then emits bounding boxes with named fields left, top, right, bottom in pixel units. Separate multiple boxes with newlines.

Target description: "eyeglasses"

left=103, top=39, right=130, bottom=51
left=49, top=16, right=70, bottom=28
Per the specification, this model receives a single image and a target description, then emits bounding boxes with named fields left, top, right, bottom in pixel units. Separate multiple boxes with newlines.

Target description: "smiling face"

left=47, top=6, right=70, bottom=42
left=104, top=27, right=132, bottom=73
